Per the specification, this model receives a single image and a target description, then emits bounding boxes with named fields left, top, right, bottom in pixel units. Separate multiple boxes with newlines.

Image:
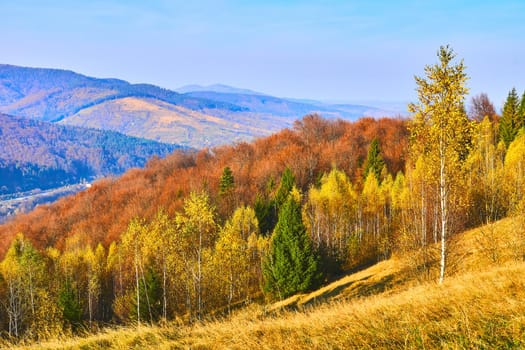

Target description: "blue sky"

left=1, top=0, right=524, bottom=109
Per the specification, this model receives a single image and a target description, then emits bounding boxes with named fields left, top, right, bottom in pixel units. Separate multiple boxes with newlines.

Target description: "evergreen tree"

left=131, top=267, right=162, bottom=324
left=58, top=280, right=83, bottom=329
left=499, top=88, right=521, bottom=147
left=519, top=90, right=525, bottom=131
left=254, top=194, right=275, bottom=236
left=218, top=166, right=236, bottom=219
left=263, top=191, right=322, bottom=299
left=255, top=169, right=295, bottom=236
left=219, top=166, right=234, bottom=195
left=274, top=167, right=296, bottom=210
left=363, top=138, right=386, bottom=181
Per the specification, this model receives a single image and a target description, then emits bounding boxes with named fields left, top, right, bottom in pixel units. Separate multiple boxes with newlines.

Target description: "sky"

left=1, top=0, right=524, bottom=109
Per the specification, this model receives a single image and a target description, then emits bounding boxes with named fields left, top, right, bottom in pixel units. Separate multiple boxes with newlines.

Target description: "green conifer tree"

left=219, top=166, right=234, bottom=195
left=254, top=194, right=275, bottom=236
left=500, top=88, right=521, bottom=147
left=218, top=166, right=236, bottom=218
left=274, top=167, right=296, bottom=210
left=263, top=192, right=322, bottom=299
left=131, top=267, right=162, bottom=324
left=519, top=90, right=525, bottom=132
left=363, top=138, right=386, bottom=181
left=58, top=280, right=83, bottom=329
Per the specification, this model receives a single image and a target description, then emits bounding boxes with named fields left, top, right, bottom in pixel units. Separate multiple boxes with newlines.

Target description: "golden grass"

left=180, top=263, right=525, bottom=349
left=6, top=216, right=525, bottom=349
left=61, top=97, right=270, bottom=147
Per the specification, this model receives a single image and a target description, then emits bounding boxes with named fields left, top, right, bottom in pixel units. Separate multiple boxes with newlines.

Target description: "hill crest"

left=0, top=64, right=400, bottom=148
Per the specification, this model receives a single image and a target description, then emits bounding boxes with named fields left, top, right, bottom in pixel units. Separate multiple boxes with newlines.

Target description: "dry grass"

left=61, top=97, right=269, bottom=147
left=6, top=216, right=525, bottom=349
left=180, top=263, right=525, bottom=349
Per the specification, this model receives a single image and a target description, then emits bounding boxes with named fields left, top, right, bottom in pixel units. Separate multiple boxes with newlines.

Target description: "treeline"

left=0, top=114, right=182, bottom=194
left=1, top=49, right=524, bottom=342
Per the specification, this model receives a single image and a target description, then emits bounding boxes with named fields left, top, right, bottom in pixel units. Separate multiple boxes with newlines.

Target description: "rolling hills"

left=0, top=64, right=399, bottom=148
left=0, top=113, right=182, bottom=195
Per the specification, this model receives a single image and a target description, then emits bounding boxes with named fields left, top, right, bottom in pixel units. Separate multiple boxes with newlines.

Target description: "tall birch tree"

left=408, top=45, right=470, bottom=284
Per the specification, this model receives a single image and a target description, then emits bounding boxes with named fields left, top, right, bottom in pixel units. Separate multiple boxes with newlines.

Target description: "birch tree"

left=408, top=45, right=471, bottom=283
left=304, top=168, right=357, bottom=273
left=176, top=192, right=217, bottom=319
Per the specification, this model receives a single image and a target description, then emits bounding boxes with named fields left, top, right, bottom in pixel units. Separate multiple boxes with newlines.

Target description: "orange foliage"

left=0, top=115, right=408, bottom=258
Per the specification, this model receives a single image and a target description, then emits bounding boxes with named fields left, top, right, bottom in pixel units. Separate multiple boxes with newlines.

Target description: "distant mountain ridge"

left=175, top=83, right=266, bottom=95
left=0, top=113, right=182, bottom=195
left=0, top=64, right=400, bottom=148
left=0, top=64, right=244, bottom=122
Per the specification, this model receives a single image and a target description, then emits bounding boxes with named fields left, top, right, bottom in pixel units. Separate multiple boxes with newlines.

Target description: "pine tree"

left=274, top=167, right=296, bottom=210
left=500, top=88, right=521, bottom=147
left=254, top=194, right=275, bottom=236
left=219, top=166, right=236, bottom=219
left=263, top=191, right=321, bottom=299
left=58, top=280, right=82, bottom=329
left=219, top=166, right=234, bottom=195
left=131, top=267, right=162, bottom=324
left=363, top=138, right=386, bottom=181
left=519, top=90, right=525, bottom=131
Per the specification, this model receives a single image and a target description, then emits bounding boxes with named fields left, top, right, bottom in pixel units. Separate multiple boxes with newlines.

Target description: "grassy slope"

left=60, top=97, right=271, bottom=147
left=7, top=216, right=525, bottom=349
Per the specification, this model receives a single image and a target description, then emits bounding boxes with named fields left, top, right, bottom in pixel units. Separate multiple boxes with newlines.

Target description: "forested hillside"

left=0, top=113, right=182, bottom=194
left=0, top=47, right=524, bottom=345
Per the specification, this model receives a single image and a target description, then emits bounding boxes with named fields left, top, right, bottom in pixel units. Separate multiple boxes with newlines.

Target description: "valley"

left=0, top=113, right=182, bottom=196
left=0, top=183, right=91, bottom=223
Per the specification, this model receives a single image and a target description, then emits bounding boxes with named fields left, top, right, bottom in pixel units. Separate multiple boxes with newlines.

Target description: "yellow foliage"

left=504, top=131, right=525, bottom=210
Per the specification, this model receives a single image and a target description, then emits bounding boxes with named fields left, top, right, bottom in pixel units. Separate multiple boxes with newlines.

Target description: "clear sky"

left=1, top=0, right=524, bottom=109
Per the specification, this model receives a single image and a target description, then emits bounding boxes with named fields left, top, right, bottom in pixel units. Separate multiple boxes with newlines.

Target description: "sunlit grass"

left=7, top=216, right=525, bottom=349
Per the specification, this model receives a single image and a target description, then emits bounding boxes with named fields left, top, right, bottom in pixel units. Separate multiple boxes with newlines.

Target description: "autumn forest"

left=0, top=46, right=524, bottom=344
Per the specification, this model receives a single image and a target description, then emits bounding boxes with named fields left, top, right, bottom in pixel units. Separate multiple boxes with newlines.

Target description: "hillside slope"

left=10, top=216, right=525, bottom=349
left=0, top=116, right=408, bottom=256
left=0, top=113, right=182, bottom=195
left=60, top=97, right=270, bottom=147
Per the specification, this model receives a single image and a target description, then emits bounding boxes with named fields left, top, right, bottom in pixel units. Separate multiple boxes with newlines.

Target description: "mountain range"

left=0, top=64, right=400, bottom=148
